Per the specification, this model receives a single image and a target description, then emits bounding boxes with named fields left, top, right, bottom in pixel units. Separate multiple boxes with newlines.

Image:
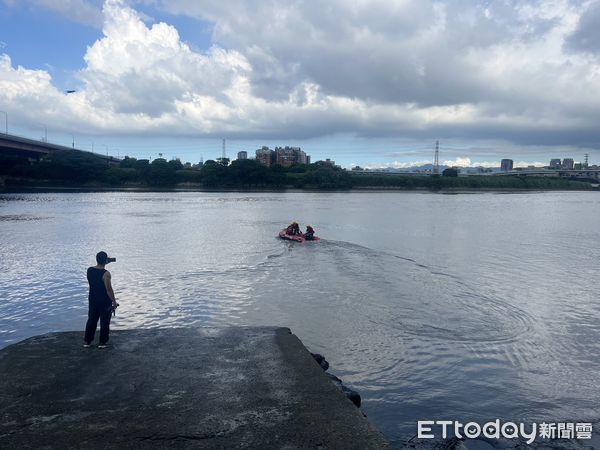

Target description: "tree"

left=168, top=159, right=184, bottom=171
left=442, top=168, right=459, bottom=177
left=37, top=150, right=107, bottom=183
left=201, top=160, right=227, bottom=186
left=300, top=164, right=352, bottom=189
left=0, top=155, right=30, bottom=177
left=119, top=156, right=137, bottom=169
left=227, top=159, right=269, bottom=186
left=286, top=163, right=308, bottom=173
left=103, top=167, right=137, bottom=185
left=148, top=158, right=177, bottom=185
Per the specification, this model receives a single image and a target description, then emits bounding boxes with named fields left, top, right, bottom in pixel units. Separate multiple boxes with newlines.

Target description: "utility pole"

left=433, top=140, right=440, bottom=174
left=222, top=138, right=226, bottom=159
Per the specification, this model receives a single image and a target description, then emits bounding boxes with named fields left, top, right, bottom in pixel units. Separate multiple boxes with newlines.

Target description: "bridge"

left=0, top=133, right=120, bottom=165
left=496, top=168, right=600, bottom=182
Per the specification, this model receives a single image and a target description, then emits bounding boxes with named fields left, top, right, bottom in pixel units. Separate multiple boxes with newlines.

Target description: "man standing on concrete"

left=84, top=251, right=118, bottom=349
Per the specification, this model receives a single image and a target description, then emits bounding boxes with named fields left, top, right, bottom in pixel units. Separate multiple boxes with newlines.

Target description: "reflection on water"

left=0, top=214, right=50, bottom=221
left=1, top=191, right=599, bottom=448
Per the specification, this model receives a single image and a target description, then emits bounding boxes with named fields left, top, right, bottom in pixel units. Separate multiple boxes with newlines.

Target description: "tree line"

left=0, top=149, right=593, bottom=191
left=0, top=150, right=352, bottom=189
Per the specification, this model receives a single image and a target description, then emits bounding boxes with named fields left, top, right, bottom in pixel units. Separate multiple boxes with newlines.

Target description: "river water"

left=1, top=191, right=599, bottom=447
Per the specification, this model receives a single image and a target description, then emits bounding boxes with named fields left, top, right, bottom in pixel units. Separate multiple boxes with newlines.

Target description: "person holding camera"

left=84, top=251, right=119, bottom=349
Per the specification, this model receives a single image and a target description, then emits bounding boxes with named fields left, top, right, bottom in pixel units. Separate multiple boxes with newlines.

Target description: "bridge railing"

left=0, top=132, right=120, bottom=162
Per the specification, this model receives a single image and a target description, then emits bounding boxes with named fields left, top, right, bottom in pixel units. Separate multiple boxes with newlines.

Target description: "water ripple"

left=3, top=191, right=600, bottom=449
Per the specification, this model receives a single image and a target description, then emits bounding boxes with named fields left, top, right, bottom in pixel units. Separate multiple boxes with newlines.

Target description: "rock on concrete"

left=0, top=327, right=389, bottom=449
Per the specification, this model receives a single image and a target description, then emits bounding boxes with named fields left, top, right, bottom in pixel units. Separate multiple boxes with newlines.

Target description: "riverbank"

left=2, top=150, right=597, bottom=191
left=1, top=183, right=598, bottom=194
left=0, top=327, right=389, bottom=449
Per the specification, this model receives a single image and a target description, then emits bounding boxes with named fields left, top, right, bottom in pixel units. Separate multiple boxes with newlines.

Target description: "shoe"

left=83, top=343, right=92, bottom=348
left=98, top=343, right=108, bottom=349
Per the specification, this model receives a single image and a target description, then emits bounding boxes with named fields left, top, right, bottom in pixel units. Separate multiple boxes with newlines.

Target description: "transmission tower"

left=433, top=140, right=440, bottom=174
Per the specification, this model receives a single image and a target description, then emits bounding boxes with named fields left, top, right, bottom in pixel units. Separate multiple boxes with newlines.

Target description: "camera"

left=106, top=257, right=116, bottom=263
left=108, top=301, right=119, bottom=316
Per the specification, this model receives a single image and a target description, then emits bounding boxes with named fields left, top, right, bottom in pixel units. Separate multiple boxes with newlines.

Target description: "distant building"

left=255, top=146, right=310, bottom=167
left=237, top=151, right=247, bottom=160
left=562, top=158, right=574, bottom=169
left=324, top=158, right=335, bottom=166
left=500, top=159, right=514, bottom=171
left=549, top=159, right=562, bottom=169
left=255, top=146, right=275, bottom=167
left=274, top=146, right=307, bottom=167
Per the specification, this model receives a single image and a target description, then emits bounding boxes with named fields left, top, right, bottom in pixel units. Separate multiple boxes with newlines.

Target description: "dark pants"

left=84, top=303, right=112, bottom=344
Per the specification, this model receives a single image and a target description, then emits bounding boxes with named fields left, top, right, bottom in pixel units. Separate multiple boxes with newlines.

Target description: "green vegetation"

left=0, top=151, right=348, bottom=189
left=0, top=150, right=594, bottom=191
left=351, top=173, right=591, bottom=190
left=442, top=168, right=459, bottom=177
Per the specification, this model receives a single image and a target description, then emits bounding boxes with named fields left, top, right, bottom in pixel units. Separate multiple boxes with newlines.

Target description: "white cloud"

left=514, top=160, right=547, bottom=168
left=364, top=160, right=432, bottom=170
left=0, top=0, right=466, bottom=137
left=443, top=157, right=473, bottom=168
left=1, top=0, right=600, bottom=156
left=363, top=158, right=551, bottom=169
left=0, top=54, right=62, bottom=107
left=152, top=0, right=600, bottom=144
left=79, top=0, right=253, bottom=120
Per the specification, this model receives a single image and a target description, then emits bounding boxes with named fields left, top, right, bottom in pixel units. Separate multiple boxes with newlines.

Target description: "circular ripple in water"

left=316, top=241, right=534, bottom=344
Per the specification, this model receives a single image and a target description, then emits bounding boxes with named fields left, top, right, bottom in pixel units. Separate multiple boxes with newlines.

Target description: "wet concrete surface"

left=0, top=327, right=389, bottom=449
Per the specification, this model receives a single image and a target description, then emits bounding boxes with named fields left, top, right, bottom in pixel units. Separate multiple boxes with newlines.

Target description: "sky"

left=1, top=0, right=599, bottom=168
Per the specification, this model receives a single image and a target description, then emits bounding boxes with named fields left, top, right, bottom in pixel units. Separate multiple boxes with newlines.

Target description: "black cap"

left=96, top=251, right=109, bottom=264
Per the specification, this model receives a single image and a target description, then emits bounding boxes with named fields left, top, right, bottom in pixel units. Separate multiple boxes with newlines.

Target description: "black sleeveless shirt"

left=87, top=267, right=111, bottom=306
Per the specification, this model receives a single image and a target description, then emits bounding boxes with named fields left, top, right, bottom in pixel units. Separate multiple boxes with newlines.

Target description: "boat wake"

left=286, top=239, right=534, bottom=345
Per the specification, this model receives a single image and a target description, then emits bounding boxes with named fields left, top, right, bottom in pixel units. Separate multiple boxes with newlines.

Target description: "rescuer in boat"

left=304, top=225, right=315, bottom=240
left=286, top=221, right=301, bottom=236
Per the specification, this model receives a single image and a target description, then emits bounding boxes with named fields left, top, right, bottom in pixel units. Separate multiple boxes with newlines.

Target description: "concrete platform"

left=0, top=327, right=389, bottom=449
